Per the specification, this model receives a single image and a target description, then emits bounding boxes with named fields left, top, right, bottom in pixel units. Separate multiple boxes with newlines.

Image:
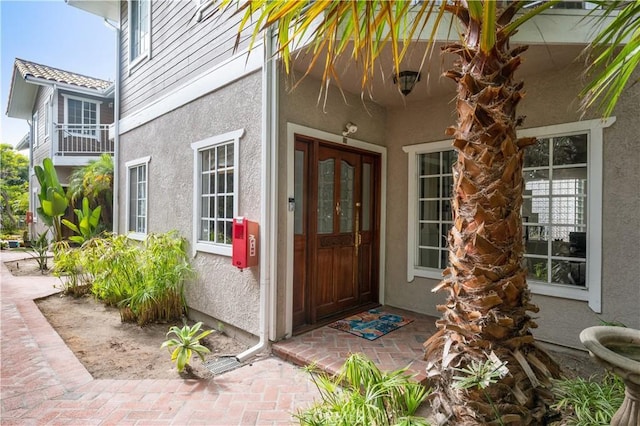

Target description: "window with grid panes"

left=130, top=0, right=150, bottom=64
left=416, top=149, right=456, bottom=269
left=404, top=119, right=611, bottom=311
left=191, top=129, right=243, bottom=256
left=523, top=133, right=588, bottom=287
left=125, top=156, right=150, bottom=239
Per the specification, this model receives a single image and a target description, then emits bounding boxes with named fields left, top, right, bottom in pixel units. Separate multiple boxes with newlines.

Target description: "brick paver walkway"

left=273, top=307, right=438, bottom=385
left=0, top=251, right=319, bottom=425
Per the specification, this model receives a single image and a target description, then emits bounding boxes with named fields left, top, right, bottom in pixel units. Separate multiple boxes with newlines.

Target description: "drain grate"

left=204, top=356, right=243, bottom=375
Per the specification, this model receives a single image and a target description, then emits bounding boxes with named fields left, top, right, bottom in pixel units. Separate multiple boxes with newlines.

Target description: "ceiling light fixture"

left=393, top=70, right=421, bottom=96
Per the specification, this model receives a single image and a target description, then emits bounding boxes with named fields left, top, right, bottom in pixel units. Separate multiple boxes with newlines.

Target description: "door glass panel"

left=294, top=150, right=304, bottom=235
left=340, top=161, right=354, bottom=233
left=362, top=163, right=371, bottom=231
left=318, top=159, right=335, bottom=234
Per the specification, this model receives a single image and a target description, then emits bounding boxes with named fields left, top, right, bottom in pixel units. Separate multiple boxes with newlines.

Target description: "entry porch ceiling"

left=291, top=41, right=587, bottom=108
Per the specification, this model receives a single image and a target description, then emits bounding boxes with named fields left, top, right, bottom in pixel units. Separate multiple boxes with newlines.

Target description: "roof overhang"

left=6, top=68, right=38, bottom=120
left=15, top=133, right=30, bottom=151
left=6, top=67, right=114, bottom=120
left=65, top=0, right=119, bottom=22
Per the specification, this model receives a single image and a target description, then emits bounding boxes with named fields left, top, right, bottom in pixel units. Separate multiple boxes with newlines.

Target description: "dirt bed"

left=36, top=291, right=250, bottom=380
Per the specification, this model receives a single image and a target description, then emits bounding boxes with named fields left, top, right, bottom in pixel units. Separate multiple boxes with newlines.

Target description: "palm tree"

left=67, top=153, right=113, bottom=230
left=218, top=1, right=636, bottom=423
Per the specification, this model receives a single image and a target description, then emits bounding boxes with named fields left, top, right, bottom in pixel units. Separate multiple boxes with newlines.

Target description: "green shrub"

left=52, top=240, right=91, bottom=296
left=295, top=353, right=431, bottom=426
left=552, top=373, right=624, bottom=425
left=81, top=231, right=194, bottom=325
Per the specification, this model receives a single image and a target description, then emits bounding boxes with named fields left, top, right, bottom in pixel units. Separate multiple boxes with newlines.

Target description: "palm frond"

left=580, top=0, right=640, bottom=117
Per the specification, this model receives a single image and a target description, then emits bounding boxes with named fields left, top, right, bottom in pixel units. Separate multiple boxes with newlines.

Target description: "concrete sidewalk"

left=0, top=251, right=319, bottom=425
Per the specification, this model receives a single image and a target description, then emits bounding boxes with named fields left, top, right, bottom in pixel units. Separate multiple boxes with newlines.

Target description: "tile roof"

left=14, top=58, right=112, bottom=91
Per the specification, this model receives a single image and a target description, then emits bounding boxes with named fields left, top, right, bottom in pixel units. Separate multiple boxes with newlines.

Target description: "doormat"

left=328, top=309, right=414, bottom=340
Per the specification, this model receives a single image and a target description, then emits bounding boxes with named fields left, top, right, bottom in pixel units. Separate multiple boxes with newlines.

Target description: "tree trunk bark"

left=424, top=6, right=561, bottom=424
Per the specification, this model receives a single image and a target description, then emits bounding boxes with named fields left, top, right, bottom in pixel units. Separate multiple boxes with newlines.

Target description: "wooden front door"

left=293, top=135, right=380, bottom=330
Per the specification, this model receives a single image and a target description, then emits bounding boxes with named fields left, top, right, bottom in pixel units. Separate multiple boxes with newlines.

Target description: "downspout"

left=104, top=17, right=120, bottom=233
left=236, top=27, right=278, bottom=362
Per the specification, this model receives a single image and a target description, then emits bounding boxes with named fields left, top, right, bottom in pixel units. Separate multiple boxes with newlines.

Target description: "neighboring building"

left=6, top=59, right=115, bottom=239
left=68, top=1, right=639, bottom=355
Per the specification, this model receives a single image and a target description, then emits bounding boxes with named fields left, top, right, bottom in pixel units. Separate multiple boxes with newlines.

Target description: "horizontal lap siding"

left=120, top=1, right=253, bottom=116
left=33, top=86, right=53, bottom=165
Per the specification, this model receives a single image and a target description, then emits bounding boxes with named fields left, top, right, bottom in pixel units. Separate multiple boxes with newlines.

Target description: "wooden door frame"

left=284, top=123, right=388, bottom=337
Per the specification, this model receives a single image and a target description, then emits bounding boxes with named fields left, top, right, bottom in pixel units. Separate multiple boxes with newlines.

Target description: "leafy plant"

left=295, top=353, right=431, bottom=426
left=161, top=322, right=213, bottom=373
left=62, top=197, right=102, bottom=244
left=34, top=158, right=68, bottom=242
left=81, top=231, right=193, bottom=325
left=552, top=373, right=624, bottom=426
left=26, top=231, right=50, bottom=273
left=452, top=355, right=510, bottom=426
left=67, top=154, right=113, bottom=229
left=52, top=240, right=92, bottom=296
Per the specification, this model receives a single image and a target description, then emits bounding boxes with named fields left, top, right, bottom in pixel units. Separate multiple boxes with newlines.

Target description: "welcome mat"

left=328, top=309, right=414, bottom=340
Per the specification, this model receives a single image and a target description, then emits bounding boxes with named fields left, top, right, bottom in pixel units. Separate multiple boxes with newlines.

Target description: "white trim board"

left=118, top=45, right=264, bottom=135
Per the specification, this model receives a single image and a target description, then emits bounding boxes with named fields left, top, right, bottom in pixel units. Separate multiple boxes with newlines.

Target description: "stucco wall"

left=117, top=71, right=263, bottom=336
left=383, top=61, right=640, bottom=349
left=384, top=97, right=455, bottom=316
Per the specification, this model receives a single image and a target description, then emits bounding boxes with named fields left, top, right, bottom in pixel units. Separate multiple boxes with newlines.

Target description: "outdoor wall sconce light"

left=342, top=122, right=358, bottom=137
left=342, top=122, right=358, bottom=143
left=393, top=70, right=421, bottom=96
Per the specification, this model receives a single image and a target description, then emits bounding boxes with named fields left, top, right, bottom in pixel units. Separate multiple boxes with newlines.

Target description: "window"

left=32, top=111, right=39, bottom=147
left=403, top=118, right=615, bottom=312
left=129, top=0, right=150, bottom=66
left=191, top=129, right=244, bottom=256
left=44, top=99, right=51, bottom=139
left=125, top=156, right=150, bottom=239
left=65, top=97, right=99, bottom=136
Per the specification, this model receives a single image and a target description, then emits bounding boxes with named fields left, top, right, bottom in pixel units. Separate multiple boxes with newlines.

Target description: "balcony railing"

left=55, top=124, right=113, bottom=156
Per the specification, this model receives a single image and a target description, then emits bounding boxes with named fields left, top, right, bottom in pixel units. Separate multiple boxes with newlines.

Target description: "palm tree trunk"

left=424, top=5, right=561, bottom=425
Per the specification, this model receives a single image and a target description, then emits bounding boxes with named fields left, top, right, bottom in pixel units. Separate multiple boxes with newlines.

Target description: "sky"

left=1, top=0, right=115, bottom=149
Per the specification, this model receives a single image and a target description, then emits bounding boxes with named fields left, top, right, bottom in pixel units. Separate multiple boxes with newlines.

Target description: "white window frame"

left=128, top=0, right=151, bottom=71
left=63, top=94, right=101, bottom=138
left=32, top=188, right=39, bottom=223
left=403, top=118, right=615, bottom=313
left=32, top=111, right=39, bottom=148
left=191, top=129, right=244, bottom=257
left=44, top=98, right=51, bottom=139
left=125, top=156, right=151, bottom=241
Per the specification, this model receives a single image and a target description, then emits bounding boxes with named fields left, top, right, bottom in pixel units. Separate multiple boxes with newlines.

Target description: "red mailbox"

left=232, top=217, right=259, bottom=270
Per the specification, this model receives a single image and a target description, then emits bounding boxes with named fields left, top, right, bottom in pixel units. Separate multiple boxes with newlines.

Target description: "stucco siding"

left=117, top=71, right=263, bottom=336
left=119, top=0, right=253, bottom=117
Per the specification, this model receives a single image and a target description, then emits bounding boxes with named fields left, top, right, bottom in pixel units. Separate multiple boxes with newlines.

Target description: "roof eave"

left=65, top=0, right=119, bottom=21
left=15, top=133, right=30, bottom=151
left=6, top=68, right=38, bottom=120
